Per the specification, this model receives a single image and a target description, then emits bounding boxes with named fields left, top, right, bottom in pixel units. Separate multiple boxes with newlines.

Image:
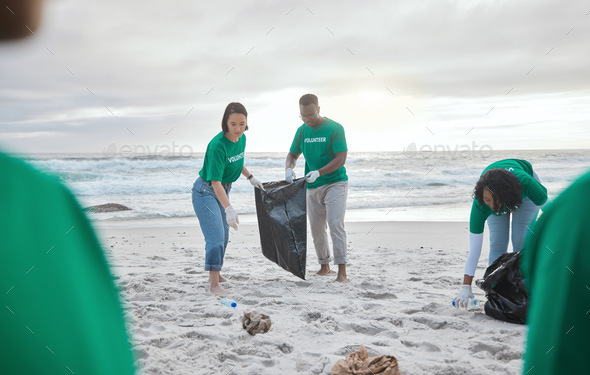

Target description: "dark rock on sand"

left=86, top=203, right=131, bottom=213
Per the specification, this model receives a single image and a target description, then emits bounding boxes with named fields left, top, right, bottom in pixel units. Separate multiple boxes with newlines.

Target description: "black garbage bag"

left=476, top=251, right=528, bottom=324
left=254, top=178, right=307, bottom=280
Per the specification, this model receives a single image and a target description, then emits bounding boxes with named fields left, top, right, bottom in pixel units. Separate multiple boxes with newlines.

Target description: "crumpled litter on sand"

left=331, top=345, right=401, bottom=375
left=241, top=311, right=272, bottom=336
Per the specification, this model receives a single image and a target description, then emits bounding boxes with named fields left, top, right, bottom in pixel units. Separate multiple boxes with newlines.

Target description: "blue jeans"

left=191, top=177, right=231, bottom=271
left=487, top=173, right=542, bottom=265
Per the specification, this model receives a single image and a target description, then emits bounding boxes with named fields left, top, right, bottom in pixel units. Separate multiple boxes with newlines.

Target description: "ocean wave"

left=29, top=150, right=590, bottom=221
left=32, top=158, right=204, bottom=174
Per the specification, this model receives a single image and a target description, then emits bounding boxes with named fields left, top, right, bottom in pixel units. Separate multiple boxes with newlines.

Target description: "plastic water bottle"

left=221, top=298, right=237, bottom=308
left=452, top=298, right=481, bottom=311
left=466, top=298, right=481, bottom=311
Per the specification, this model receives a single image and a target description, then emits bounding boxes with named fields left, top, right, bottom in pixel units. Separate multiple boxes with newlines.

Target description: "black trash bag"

left=254, top=178, right=307, bottom=280
left=476, top=251, right=528, bottom=324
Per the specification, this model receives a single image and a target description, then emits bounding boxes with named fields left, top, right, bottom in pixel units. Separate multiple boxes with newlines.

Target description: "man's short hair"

left=299, top=94, right=318, bottom=107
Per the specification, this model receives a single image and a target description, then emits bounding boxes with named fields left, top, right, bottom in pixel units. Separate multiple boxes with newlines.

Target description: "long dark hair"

left=221, top=102, right=248, bottom=133
left=473, top=168, right=522, bottom=214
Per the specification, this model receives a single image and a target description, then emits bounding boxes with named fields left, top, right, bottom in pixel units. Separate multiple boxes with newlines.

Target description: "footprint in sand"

left=294, top=280, right=313, bottom=287
left=359, top=291, right=398, bottom=299
left=303, top=311, right=322, bottom=322
left=226, top=274, right=249, bottom=281
left=335, top=344, right=379, bottom=357
left=145, top=337, right=172, bottom=349
left=237, top=298, right=258, bottom=306
left=147, top=256, right=167, bottom=261
left=494, top=348, right=521, bottom=362
left=401, top=340, right=441, bottom=352
left=183, top=267, right=198, bottom=274
left=276, top=342, right=294, bottom=354
left=469, top=341, right=508, bottom=359
left=359, top=280, right=383, bottom=290
left=350, top=322, right=384, bottom=335
left=260, top=359, right=278, bottom=368
left=411, top=316, right=450, bottom=330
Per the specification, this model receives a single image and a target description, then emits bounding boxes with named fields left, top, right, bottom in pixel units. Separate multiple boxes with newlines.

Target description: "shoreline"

left=92, top=203, right=472, bottom=229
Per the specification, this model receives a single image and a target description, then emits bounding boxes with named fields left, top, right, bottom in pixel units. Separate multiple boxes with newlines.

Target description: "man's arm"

left=285, top=152, right=300, bottom=169
left=318, top=151, right=347, bottom=176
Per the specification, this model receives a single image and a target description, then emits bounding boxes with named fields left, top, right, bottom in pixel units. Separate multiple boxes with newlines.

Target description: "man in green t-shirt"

left=285, top=94, right=349, bottom=282
left=521, top=170, right=590, bottom=374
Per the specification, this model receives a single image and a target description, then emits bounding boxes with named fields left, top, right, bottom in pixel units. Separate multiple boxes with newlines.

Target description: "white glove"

left=249, top=177, right=265, bottom=191
left=225, top=205, right=239, bottom=230
left=306, top=170, right=320, bottom=183
left=285, top=168, right=296, bottom=183
left=453, top=285, right=474, bottom=309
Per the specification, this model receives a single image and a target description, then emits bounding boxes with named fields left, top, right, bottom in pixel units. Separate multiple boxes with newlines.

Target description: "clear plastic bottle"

left=221, top=298, right=237, bottom=308
left=466, top=298, right=481, bottom=311
left=452, top=298, right=481, bottom=311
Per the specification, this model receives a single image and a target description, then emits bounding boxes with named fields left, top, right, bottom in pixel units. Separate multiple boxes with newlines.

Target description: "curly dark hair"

left=473, top=168, right=522, bottom=214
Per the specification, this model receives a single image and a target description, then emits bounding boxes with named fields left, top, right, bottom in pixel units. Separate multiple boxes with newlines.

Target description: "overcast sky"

left=1, top=0, right=589, bottom=155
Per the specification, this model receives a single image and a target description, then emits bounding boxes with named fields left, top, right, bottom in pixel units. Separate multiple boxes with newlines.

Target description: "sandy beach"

left=96, top=218, right=525, bottom=375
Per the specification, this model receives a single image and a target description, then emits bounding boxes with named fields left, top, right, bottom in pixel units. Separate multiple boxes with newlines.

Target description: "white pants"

left=306, top=181, right=348, bottom=265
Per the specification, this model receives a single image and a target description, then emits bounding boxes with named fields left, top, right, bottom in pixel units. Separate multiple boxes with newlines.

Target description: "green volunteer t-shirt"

left=199, top=132, right=246, bottom=184
left=469, top=159, right=547, bottom=234
left=289, top=117, right=348, bottom=189
left=0, top=152, right=136, bottom=374
left=521, top=170, right=590, bottom=374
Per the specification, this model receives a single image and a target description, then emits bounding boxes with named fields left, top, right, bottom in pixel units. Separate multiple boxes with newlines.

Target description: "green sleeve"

left=205, top=146, right=227, bottom=182
left=289, top=126, right=303, bottom=155
left=331, top=123, right=348, bottom=153
left=521, top=171, right=590, bottom=373
left=517, top=171, right=548, bottom=206
left=469, top=199, right=491, bottom=234
left=0, top=154, right=136, bottom=375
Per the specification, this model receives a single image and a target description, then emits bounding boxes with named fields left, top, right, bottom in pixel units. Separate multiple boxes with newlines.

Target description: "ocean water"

left=25, top=149, right=590, bottom=222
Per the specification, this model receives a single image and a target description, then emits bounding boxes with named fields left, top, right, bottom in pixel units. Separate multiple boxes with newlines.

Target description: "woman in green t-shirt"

left=191, top=102, right=264, bottom=297
left=454, top=159, right=547, bottom=308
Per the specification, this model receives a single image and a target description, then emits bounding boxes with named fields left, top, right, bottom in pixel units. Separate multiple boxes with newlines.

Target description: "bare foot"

left=335, top=264, right=347, bottom=282
left=316, top=264, right=332, bottom=275
left=335, top=275, right=348, bottom=283
left=209, top=285, right=229, bottom=297
left=209, top=275, right=228, bottom=283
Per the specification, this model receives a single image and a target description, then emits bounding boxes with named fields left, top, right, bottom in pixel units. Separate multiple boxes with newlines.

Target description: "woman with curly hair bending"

left=453, top=159, right=547, bottom=308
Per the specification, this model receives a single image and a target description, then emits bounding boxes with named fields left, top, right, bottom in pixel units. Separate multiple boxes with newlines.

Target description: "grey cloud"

left=1, top=0, right=588, bottom=153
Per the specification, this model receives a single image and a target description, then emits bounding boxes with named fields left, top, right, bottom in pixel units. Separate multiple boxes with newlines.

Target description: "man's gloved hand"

left=305, top=170, right=320, bottom=183
left=453, top=285, right=474, bottom=309
left=249, top=177, right=265, bottom=191
left=225, top=205, right=239, bottom=230
left=285, top=168, right=296, bottom=183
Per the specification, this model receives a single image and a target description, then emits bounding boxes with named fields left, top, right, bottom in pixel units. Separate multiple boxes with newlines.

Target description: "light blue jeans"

left=487, top=173, right=541, bottom=265
left=191, top=177, right=231, bottom=271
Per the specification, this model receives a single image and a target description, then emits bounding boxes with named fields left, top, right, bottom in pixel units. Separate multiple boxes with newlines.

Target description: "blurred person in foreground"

left=521, top=170, right=590, bottom=374
left=454, top=159, right=547, bottom=308
left=1, top=2, right=136, bottom=373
